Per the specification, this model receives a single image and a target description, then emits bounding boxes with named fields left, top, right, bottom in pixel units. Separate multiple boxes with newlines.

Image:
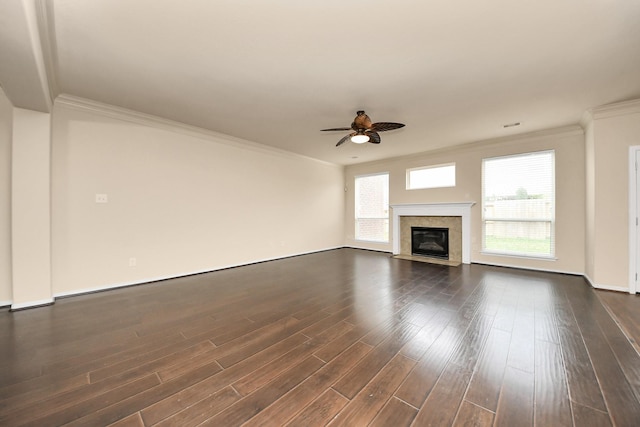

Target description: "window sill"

left=480, top=251, right=557, bottom=261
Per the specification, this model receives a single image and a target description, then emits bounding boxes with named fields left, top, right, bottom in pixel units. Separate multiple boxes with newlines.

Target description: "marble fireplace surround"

left=390, top=203, right=475, bottom=264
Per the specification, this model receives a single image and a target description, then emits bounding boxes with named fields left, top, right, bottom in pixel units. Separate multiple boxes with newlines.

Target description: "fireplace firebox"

left=411, top=227, right=449, bottom=259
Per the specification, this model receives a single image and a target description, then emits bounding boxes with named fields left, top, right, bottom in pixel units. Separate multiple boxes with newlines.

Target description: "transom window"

left=407, top=163, right=456, bottom=190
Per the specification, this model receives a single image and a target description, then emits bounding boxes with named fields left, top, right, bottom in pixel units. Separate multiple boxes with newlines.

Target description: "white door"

left=628, top=147, right=640, bottom=294
left=634, top=149, right=640, bottom=293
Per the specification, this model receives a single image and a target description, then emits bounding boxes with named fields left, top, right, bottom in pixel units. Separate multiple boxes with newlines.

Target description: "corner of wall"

left=0, top=87, right=14, bottom=304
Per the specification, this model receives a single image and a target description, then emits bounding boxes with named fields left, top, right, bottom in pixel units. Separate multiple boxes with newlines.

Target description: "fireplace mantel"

left=390, top=202, right=475, bottom=263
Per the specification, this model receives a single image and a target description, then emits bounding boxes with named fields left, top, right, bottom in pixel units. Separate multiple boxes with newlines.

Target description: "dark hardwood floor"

left=597, top=289, right=640, bottom=355
left=1, top=248, right=640, bottom=426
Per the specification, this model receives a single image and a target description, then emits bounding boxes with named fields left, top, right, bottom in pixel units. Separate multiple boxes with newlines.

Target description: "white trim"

left=19, top=0, right=52, bottom=111
left=54, top=94, right=341, bottom=169
left=53, top=279, right=175, bottom=299
left=53, top=247, right=343, bottom=299
left=480, top=251, right=557, bottom=261
left=343, top=246, right=392, bottom=254
left=352, top=125, right=583, bottom=170
left=592, top=284, right=631, bottom=293
left=591, top=98, right=640, bottom=120
left=579, top=110, right=593, bottom=130
left=584, top=273, right=630, bottom=293
left=354, top=171, right=390, bottom=179
left=0, top=300, right=12, bottom=307
left=11, top=298, right=54, bottom=311
left=473, top=261, right=582, bottom=277
left=390, top=202, right=475, bottom=264
left=35, top=0, right=59, bottom=102
left=353, top=239, right=390, bottom=244
left=629, top=146, right=640, bottom=294
left=583, top=273, right=595, bottom=288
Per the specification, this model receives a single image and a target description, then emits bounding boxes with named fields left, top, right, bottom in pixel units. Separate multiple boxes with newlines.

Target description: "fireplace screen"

left=411, top=227, right=449, bottom=259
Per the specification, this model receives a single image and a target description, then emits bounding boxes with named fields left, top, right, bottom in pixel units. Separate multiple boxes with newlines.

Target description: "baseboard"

left=592, top=284, right=631, bottom=293
left=0, top=300, right=12, bottom=308
left=31, top=247, right=635, bottom=306
left=54, top=246, right=344, bottom=300
left=470, top=260, right=583, bottom=277
left=343, top=246, right=393, bottom=254
left=583, top=274, right=631, bottom=293
left=10, top=298, right=55, bottom=311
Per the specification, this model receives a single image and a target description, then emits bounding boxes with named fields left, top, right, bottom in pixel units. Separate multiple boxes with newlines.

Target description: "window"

left=482, top=151, right=555, bottom=258
left=407, top=163, right=456, bottom=189
left=355, top=173, right=389, bottom=242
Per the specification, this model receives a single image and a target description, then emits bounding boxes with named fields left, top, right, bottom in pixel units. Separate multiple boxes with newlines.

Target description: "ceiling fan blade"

left=336, top=133, right=354, bottom=147
left=366, top=131, right=381, bottom=144
left=321, top=127, right=352, bottom=132
left=370, top=122, right=405, bottom=132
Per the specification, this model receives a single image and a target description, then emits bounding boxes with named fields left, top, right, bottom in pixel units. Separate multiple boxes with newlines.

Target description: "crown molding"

left=35, top=0, right=60, bottom=102
left=347, top=124, right=583, bottom=170
left=579, top=109, right=593, bottom=129
left=589, top=98, right=640, bottom=120
left=54, top=94, right=342, bottom=169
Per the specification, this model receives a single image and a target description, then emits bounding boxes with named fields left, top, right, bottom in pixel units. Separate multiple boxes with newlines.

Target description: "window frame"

left=406, top=163, right=456, bottom=190
left=481, top=150, right=556, bottom=259
left=354, top=172, right=390, bottom=243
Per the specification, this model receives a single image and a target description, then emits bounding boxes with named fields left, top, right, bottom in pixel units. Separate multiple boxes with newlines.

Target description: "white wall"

left=11, top=107, right=52, bottom=309
left=586, top=99, right=640, bottom=291
left=345, top=126, right=586, bottom=275
left=584, top=114, right=595, bottom=283
left=0, top=88, right=12, bottom=305
left=51, top=98, right=344, bottom=296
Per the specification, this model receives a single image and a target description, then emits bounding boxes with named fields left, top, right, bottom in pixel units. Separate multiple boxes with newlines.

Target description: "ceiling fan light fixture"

left=351, top=134, right=370, bottom=144
left=322, top=111, right=405, bottom=147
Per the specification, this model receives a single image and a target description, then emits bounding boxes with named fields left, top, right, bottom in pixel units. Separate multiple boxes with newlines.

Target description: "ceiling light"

left=351, top=134, right=370, bottom=144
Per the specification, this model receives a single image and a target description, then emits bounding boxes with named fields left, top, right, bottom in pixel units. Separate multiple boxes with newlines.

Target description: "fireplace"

left=391, top=203, right=474, bottom=264
left=412, top=227, right=449, bottom=259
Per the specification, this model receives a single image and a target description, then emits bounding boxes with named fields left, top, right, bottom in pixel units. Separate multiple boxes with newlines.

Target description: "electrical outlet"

left=129, top=257, right=137, bottom=267
left=95, top=194, right=108, bottom=203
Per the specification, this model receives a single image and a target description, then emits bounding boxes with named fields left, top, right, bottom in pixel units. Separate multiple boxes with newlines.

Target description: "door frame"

left=628, top=145, right=640, bottom=294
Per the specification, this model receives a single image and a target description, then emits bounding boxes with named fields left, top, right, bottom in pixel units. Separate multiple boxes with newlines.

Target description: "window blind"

left=355, top=173, right=389, bottom=242
left=482, top=151, right=555, bottom=257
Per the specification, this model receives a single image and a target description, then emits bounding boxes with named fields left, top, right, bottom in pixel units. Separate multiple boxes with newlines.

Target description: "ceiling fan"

left=321, top=110, right=405, bottom=147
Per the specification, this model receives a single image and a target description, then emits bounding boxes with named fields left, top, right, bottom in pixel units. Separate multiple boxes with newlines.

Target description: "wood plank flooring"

left=1, top=248, right=640, bottom=426
left=597, top=289, right=640, bottom=355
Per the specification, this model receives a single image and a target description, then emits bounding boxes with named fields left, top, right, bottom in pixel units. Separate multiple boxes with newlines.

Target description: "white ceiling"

left=2, top=0, right=640, bottom=165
